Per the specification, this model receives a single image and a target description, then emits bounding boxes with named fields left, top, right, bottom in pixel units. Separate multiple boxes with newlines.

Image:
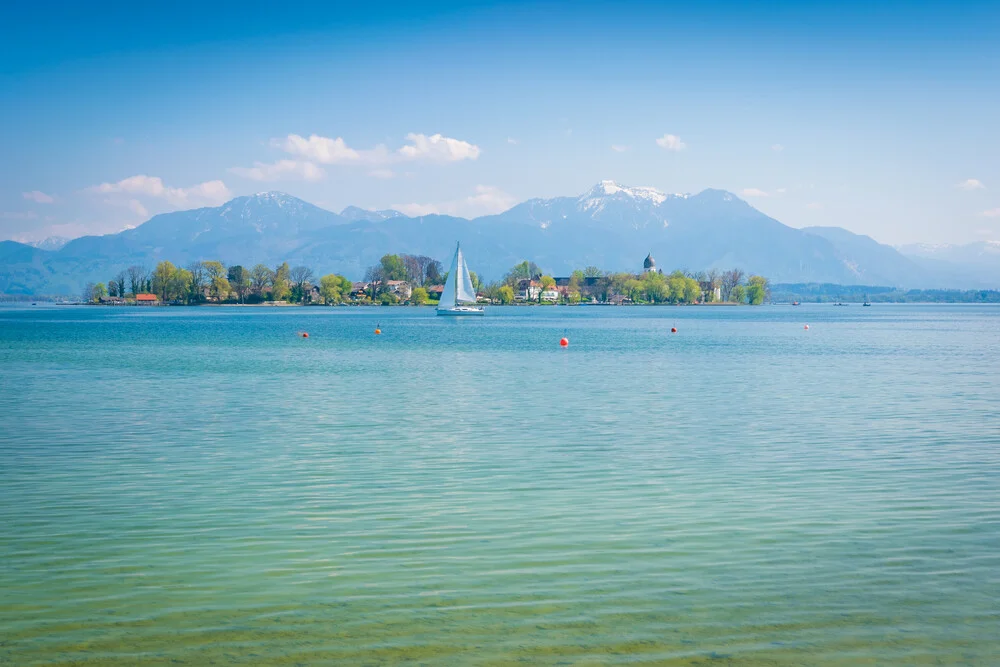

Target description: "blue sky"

left=2, top=0, right=998, bottom=245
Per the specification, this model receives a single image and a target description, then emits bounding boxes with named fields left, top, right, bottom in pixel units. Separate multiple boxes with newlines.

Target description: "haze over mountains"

left=1, top=181, right=997, bottom=295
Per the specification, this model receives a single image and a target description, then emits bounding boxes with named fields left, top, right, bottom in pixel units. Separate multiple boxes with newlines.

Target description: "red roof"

left=135, top=293, right=159, bottom=301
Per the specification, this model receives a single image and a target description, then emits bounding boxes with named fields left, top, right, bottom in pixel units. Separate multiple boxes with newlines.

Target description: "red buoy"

left=804, top=324, right=809, bottom=330
left=671, top=327, right=677, bottom=333
left=559, top=337, right=569, bottom=347
left=301, top=332, right=309, bottom=338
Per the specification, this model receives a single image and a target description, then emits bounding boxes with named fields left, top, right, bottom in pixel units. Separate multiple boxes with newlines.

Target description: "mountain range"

left=2, top=181, right=997, bottom=295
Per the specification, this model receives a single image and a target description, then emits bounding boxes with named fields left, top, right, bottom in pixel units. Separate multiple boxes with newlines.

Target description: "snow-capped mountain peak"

left=581, top=180, right=669, bottom=207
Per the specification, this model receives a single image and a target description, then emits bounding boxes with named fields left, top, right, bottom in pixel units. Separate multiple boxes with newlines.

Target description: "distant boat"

left=863, top=294, right=871, bottom=307
left=791, top=301, right=800, bottom=306
left=437, top=242, right=485, bottom=316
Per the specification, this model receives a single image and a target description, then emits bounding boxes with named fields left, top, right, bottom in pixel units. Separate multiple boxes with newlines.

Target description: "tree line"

left=477, top=263, right=769, bottom=305
left=83, top=255, right=769, bottom=306
left=84, top=261, right=352, bottom=305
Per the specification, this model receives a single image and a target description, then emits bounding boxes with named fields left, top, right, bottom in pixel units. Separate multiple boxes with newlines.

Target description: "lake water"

left=2, top=304, right=999, bottom=665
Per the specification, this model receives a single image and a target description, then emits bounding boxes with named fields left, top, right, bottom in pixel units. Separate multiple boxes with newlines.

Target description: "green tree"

left=319, top=274, right=352, bottom=304
left=625, top=278, right=645, bottom=303
left=379, top=254, right=408, bottom=281
left=666, top=272, right=687, bottom=303
left=379, top=291, right=398, bottom=305
left=684, top=277, right=702, bottom=303
left=113, top=270, right=126, bottom=297
left=722, top=268, right=745, bottom=302
left=411, top=287, right=429, bottom=305
left=172, top=268, right=193, bottom=302
left=187, top=261, right=207, bottom=303
left=538, top=275, right=556, bottom=302
left=202, top=261, right=227, bottom=301
left=732, top=284, right=747, bottom=304
left=211, top=276, right=230, bottom=301
left=641, top=271, right=668, bottom=303
left=152, top=261, right=178, bottom=301
left=498, top=285, right=515, bottom=304
left=250, top=264, right=274, bottom=299
left=107, top=279, right=120, bottom=298
left=504, top=260, right=542, bottom=285
left=227, top=265, right=251, bottom=303
left=126, top=265, right=147, bottom=297
left=91, top=282, right=107, bottom=302
left=469, top=271, right=483, bottom=293
left=583, top=266, right=603, bottom=278
left=425, top=259, right=443, bottom=284
left=271, top=262, right=290, bottom=301
left=746, top=275, right=769, bottom=305
left=290, top=266, right=315, bottom=302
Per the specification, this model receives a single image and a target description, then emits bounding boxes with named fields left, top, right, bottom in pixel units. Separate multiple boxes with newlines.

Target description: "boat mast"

left=455, top=243, right=460, bottom=304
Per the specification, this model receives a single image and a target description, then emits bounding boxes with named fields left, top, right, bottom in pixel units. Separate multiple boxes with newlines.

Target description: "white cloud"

left=507, top=138, right=519, bottom=145
left=957, top=178, right=985, bottom=191
left=775, top=187, right=787, bottom=194
left=394, top=185, right=515, bottom=219
left=1, top=211, right=39, bottom=220
left=655, top=134, right=686, bottom=151
left=368, top=169, right=395, bottom=179
left=772, top=144, right=784, bottom=152
left=806, top=202, right=824, bottom=210
left=398, top=133, right=480, bottom=162
left=229, top=159, right=325, bottom=182
left=87, top=175, right=232, bottom=208
left=23, top=190, right=54, bottom=204
left=272, top=134, right=362, bottom=164
left=980, top=208, right=1000, bottom=218
left=270, top=132, right=479, bottom=166
left=741, top=188, right=769, bottom=197
left=611, top=145, right=629, bottom=153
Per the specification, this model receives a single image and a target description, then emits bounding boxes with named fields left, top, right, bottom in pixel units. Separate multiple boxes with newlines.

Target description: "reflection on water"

left=2, top=305, right=999, bottom=665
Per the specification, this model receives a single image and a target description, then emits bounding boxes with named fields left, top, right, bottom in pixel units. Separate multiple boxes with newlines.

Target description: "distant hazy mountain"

left=26, top=236, right=71, bottom=251
left=1, top=184, right=995, bottom=295
left=801, top=227, right=928, bottom=286
left=895, top=241, right=1000, bottom=288
left=340, top=206, right=405, bottom=223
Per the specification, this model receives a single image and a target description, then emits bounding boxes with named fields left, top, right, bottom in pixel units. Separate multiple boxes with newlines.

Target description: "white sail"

left=437, top=242, right=484, bottom=315
left=438, top=248, right=459, bottom=310
left=456, top=246, right=477, bottom=304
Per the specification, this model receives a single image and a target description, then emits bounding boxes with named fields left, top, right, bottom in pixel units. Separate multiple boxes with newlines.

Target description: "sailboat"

left=863, top=293, right=871, bottom=307
left=437, top=242, right=484, bottom=316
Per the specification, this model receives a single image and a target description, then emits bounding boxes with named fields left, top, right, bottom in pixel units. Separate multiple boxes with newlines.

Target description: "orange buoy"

left=559, top=337, right=569, bottom=347
left=671, top=327, right=677, bottom=333
left=375, top=328, right=381, bottom=335
left=301, top=332, right=309, bottom=338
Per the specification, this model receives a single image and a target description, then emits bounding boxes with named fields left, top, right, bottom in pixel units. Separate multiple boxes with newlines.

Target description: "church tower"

left=643, top=252, right=656, bottom=273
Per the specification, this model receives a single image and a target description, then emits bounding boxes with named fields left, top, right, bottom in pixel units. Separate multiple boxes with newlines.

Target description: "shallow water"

left=2, top=304, right=999, bottom=665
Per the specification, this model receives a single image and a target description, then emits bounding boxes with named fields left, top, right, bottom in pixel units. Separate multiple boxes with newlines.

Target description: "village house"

left=134, top=293, right=159, bottom=305
left=516, top=279, right=541, bottom=301
left=425, top=285, right=444, bottom=300
left=386, top=280, right=412, bottom=299
left=350, top=282, right=369, bottom=300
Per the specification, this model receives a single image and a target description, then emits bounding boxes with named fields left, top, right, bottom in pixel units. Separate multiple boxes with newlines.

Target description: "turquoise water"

left=2, top=304, right=999, bottom=665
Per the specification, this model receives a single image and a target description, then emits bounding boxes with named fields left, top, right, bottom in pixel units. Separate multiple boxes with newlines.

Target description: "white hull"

left=437, top=306, right=485, bottom=316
